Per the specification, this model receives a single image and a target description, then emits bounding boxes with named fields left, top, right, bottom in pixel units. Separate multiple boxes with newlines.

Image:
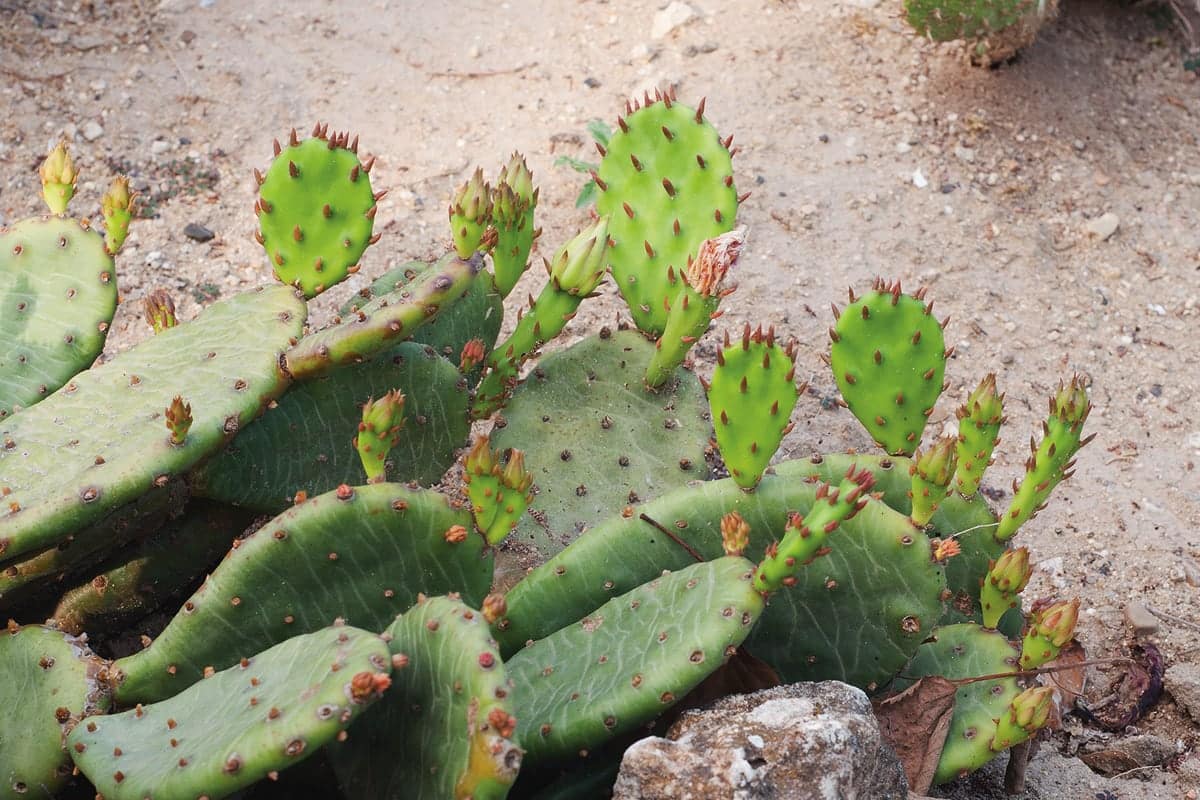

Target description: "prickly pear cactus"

left=464, top=436, right=534, bottom=546
left=708, top=324, right=799, bottom=489
left=38, top=141, right=77, bottom=215
left=328, top=595, right=521, bottom=800
left=112, top=484, right=490, bottom=704
left=0, top=286, right=305, bottom=566
left=491, top=330, right=710, bottom=556
left=596, top=90, right=740, bottom=336
left=491, top=152, right=539, bottom=298
left=909, top=436, right=958, bottom=526
left=904, top=0, right=1060, bottom=66
left=897, top=623, right=1021, bottom=785
left=0, top=624, right=110, bottom=800
left=100, top=177, right=136, bottom=255
left=449, top=168, right=494, bottom=259
left=1019, top=598, right=1078, bottom=669
left=0, top=217, right=118, bottom=418
left=979, top=546, right=1031, bottom=630
left=192, top=342, right=469, bottom=513
left=508, top=556, right=764, bottom=767
left=70, top=625, right=393, bottom=800
left=339, top=255, right=504, bottom=366
left=954, top=373, right=1004, bottom=497
left=830, top=280, right=948, bottom=456
left=256, top=125, right=380, bottom=297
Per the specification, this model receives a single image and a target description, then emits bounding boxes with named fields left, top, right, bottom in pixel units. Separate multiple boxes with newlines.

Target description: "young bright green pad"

left=491, top=152, right=539, bottom=299
left=596, top=90, right=738, bottom=336
left=339, top=256, right=504, bottom=367
left=0, top=285, right=305, bottom=566
left=954, top=373, right=1004, bottom=497
left=0, top=216, right=117, bottom=418
left=285, top=253, right=482, bottom=380
left=71, top=625, right=392, bottom=800
left=112, top=484, right=489, bottom=705
left=996, top=375, right=1092, bottom=541
left=0, top=625, right=110, bottom=800
left=708, top=324, right=799, bottom=489
left=257, top=127, right=378, bottom=298
left=328, top=595, right=521, bottom=800
left=830, top=279, right=947, bottom=456
left=508, top=557, right=763, bottom=767
left=51, top=500, right=255, bottom=636
left=490, top=330, right=710, bottom=556
left=192, top=342, right=469, bottom=513
left=909, top=436, right=957, bottom=526
left=904, top=0, right=1040, bottom=40
left=495, top=459, right=945, bottom=690
left=896, top=623, right=1020, bottom=785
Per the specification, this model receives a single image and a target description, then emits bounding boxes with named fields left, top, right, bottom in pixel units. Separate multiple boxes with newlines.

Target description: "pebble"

left=953, top=145, right=975, bottom=163
left=1123, top=601, right=1158, bottom=636
left=651, top=1, right=696, bottom=39
left=151, top=139, right=171, bottom=155
left=81, top=121, right=104, bottom=141
left=1079, top=734, right=1177, bottom=776
left=183, top=223, right=214, bottom=243
left=1165, top=663, right=1200, bottom=722
left=1084, top=212, right=1120, bottom=240
left=911, top=169, right=928, bottom=189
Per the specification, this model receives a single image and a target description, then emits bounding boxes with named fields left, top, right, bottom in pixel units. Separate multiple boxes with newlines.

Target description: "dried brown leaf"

left=875, top=676, right=957, bottom=794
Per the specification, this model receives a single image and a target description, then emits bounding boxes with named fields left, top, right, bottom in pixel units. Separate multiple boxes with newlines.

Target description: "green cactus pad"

left=71, top=625, right=392, bottom=800
left=909, top=436, right=958, bottom=527
left=495, top=459, right=945, bottom=690
left=0, top=479, right=184, bottom=609
left=596, top=91, right=739, bottom=336
left=954, top=374, right=1004, bottom=497
left=829, top=280, right=947, bottom=456
left=339, top=256, right=504, bottom=368
left=192, top=342, right=469, bottom=513
left=285, top=254, right=482, bottom=380
left=491, top=153, right=539, bottom=299
left=508, top=556, right=763, bottom=767
left=0, top=625, right=111, bottom=800
left=256, top=127, right=378, bottom=298
left=50, top=500, right=255, bottom=636
left=0, top=217, right=117, bottom=418
left=904, top=0, right=1059, bottom=65
left=0, top=285, right=305, bottom=567
left=491, top=330, right=710, bottom=556
left=896, top=623, right=1020, bottom=785
left=112, top=484, right=490, bottom=705
left=328, top=595, right=521, bottom=800
left=708, top=325, right=799, bottom=489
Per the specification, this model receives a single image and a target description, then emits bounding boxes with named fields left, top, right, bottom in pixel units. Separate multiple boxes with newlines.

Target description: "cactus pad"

left=0, top=624, right=110, bottom=800
left=830, top=280, right=947, bottom=456
left=954, top=374, right=1004, bottom=497
left=70, top=625, right=392, bottom=800
left=491, top=330, right=710, bottom=556
left=491, top=152, right=539, bottom=298
left=192, top=342, right=469, bottom=513
left=508, top=556, right=763, bottom=766
left=464, top=435, right=534, bottom=546
left=256, top=126, right=379, bottom=297
left=596, top=90, right=739, bottom=336
left=0, top=285, right=305, bottom=566
left=329, top=595, right=521, bottom=799
left=0, top=217, right=117, bottom=418
left=896, top=623, right=1020, bottom=785
left=904, top=0, right=1060, bottom=65
left=708, top=324, right=799, bottom=489
left=112, top=483, right=489, bottom=704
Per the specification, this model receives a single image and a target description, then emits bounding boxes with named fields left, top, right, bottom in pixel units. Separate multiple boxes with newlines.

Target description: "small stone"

left=912, top=169, right=928, bottom=189
left=1123, top=601, right=1158, bottom=636
left=583, top=77, right=601, bottom=89
left=651, top=1, right=696, bottom=39
left=82, top=121, right=104, bottom=142
left=180, top=30, right=196, bottom=45
left=151, top=139, right=171, bottom=155
left=183, top=223, right=215, bottom=243
left=1084, top=212, right=1120, bottom=240
left=1165, top=663, right=1200, bottom=722
left=953, top=145, right=975, bottom=163
left=1079, top=734, right=1176, bottom=776
left=896, top=141, right=911, bottom=154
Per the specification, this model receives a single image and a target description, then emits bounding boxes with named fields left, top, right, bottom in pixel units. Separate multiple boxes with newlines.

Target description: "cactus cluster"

left=904, top=0, right=1061, bottom=65
left=0, top=93, right=1093, bottom=799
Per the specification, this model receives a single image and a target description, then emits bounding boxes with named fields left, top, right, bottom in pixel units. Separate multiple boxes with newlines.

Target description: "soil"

left=1, top=0, right=1198, bottom=797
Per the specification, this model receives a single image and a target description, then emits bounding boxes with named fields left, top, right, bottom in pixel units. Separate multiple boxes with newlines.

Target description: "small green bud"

left=720, top=511, right=750, bottom=557
left=980, top=546, right=1032, bottom=629
left=354, top=390, right=406, bottom=483
left=1051, top=374, right=1091, bottom=429
left=39, top=141, right=78, bottom=215
left=449, top=167, right=494, bottom=258
left=143, top=289, right=177, bottom=334
left=101, top=176, right=136, bottom=254
left=909, top=435, right=958, bottom=526
left=498, top=151, right=535, bottom=208
left=547, top=216, right=609, bottom=296
left=991, top=685, right=1054, bottom=751
left=1020, top=598, right=1079, bottom=669
left=165, top=395, right=192, bottom=446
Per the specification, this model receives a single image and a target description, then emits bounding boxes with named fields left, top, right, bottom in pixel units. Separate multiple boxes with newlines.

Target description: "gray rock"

left=1079, top=734, right=1177, bottom=776
left=1083, top=212, right=1120, bottom=240
left=651, top=2, right=696, bottom=39
left=81, top=121, right=104, bottom=142
left=612, top=682, right=907, bottom=799
left=932, top=749, right=1183, bottom=799
left=1165, top=662, right=1200, bottom=722
left=1123, top=601, right=1159, bottom=636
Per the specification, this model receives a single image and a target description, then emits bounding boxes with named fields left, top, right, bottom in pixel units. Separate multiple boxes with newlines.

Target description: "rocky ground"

left=1, top=0, right=1198, bottom=797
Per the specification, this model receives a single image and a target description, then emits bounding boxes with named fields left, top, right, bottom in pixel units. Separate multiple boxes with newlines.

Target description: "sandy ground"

left=2, top=0, right=1198, bottom=796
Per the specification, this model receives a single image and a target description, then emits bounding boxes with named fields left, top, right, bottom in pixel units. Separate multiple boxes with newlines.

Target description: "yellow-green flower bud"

left=39, top=141, right=78, bottom=214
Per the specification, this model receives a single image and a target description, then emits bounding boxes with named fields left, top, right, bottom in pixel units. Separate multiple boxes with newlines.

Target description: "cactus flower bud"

left=353, top=390, right=406, bottom=483
left=720, top=511, right=751, bottom=557
left=547, top=216, right=609, bottom=296
left=1051, top=375, right=1091, bottom=429
left=464, top=434, right=496, bottom=477
left=909, top=435, right=958, bottom=526
left=101, top=176, right=136, bottom=254
left=460, top=338, right=486, bottom=373
left=1020, top=598, right=1079, bottom=669
left=165, top=395, right=192, bottom=446
left=990, top=686, right=1053, bottom=751
left=686, top=229, right=743, bottom=298
left=463, top=436, right=533, bottom=546
left=954, top=373, right=1005, bottom=497
left=449, top=167, right=494, bottom=258
left=143, top=289, right=178, bottom=334
left=498, top=151, right=536, bottom=209
left=980, top=547, right=1032, bottom=629
left=39, top=141, right=78, bottom=214
left=481, top=593, right=507, bottom=625
left=501, top=449, right=534, bottom=496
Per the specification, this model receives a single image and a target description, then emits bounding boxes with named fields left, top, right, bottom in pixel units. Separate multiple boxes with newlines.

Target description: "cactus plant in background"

left=0, top=97, right=1096, bottom=798
left=904, top=0, right=1061, bottom=65
left=255, top=124, right=381, bottom=297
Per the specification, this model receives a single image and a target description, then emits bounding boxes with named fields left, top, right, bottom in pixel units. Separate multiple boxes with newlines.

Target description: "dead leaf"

left=874, top=676, right=957, bottom=794
left=1041, top=640, right=1088, bottom=728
